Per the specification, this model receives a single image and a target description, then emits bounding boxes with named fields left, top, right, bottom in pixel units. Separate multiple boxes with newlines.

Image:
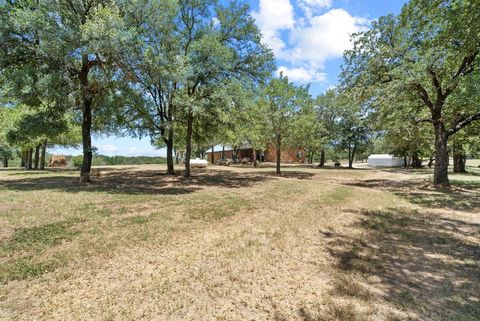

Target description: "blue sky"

left=53, top=0, right=407, bottom=157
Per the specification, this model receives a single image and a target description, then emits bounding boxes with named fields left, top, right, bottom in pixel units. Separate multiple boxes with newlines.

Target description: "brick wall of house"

left=206, top=145, right=305, bottom=163
left=208, top=150, right=234, bottom=163
left=238, top=148, right=254, bottom=160
left=264, top=143, right=305, bottom=163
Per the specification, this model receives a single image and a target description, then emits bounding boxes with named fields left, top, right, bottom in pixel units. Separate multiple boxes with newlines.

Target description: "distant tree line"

left=69, top=154, right=167, bottom=167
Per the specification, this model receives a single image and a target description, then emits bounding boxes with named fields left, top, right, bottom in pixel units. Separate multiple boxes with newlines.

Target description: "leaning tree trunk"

left=34, top=144, right=40, bottom=169
left=79, top=99, right=93, bottom=183
left=39, top=140, right=47, bottom=170
left=427, top=156, right=434, bottom=168
left=275, top=135, right=281, bottom=175
left=183, top=111, right=193, bottom=178
left=433, top=121, right=450, bottom=186
left=165, top=130, right=175, bottom=175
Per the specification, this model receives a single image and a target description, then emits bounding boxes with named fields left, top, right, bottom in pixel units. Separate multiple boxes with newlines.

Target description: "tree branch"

left=452, top=49, right=479, bottom=80
left=444, top=49, right=480, bottom=97
left=428, top=67, right=443, bottom=99
left=447, top=111, right=480, bottom=137
left=413, top=117, right=433, bottom=124
left=413, top=83, right=434, bottom=110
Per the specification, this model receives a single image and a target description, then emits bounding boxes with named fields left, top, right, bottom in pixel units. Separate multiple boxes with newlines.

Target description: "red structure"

left=49, top=155, right=67, bottom=167
left=206, top=144, right=305, bottom=164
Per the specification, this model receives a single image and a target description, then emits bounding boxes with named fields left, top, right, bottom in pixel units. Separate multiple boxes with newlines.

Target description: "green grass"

left=1, top=255, right=65, bottom=283
left=2, top=219, right=82, bottom=253
left=0, top=164, right=479, bottom=320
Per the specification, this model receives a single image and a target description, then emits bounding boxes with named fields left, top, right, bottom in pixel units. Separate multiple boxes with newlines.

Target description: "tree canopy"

left=341, top=0, right=480, bottom=185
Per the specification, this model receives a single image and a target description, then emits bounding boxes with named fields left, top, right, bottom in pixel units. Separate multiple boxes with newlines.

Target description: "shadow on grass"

left=461, top=171, right=480, bottom=177
left=342, top=178, right=480, bottom=213
left=251, top=170, right=317, bottom=179
left=0, top=168, right=315, bottom=195
left=288, top=176, right=479, bottom=320
left=319, top=208, right=480, bottom=320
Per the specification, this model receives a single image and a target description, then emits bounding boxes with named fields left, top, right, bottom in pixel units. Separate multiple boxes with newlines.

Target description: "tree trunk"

left=453, top=142, right=467, bottom=173
left=275, top=135, right=281, bottom=175
left=183, top=112, right=193, bottom=178
left=233, top=147, right=238, bottom=162
left=174, top=148, right=179, bottom=164
left=79, top=101, right=93, bottom=183
left=21, top=151, right=26, bottom=168
left=211, top=145, right=215, bottom=164
left=318, top=149, right=325, bottom=167
left=221, top=145, right=225, bottom=161
left=165, top=131, right=175, bottom=175
left=348, top=146, right=355, bottom=169
left=34, top=144, right=40, bottom=169
left=39, top=140, right=47, bottom=170
left=252, top=149, right=257, bottom=167
left=27, top=148, right=33, bottom=170
left=427, top=156, right=434, bottom=168
left=453, top=154, right=466, bottom=173
left=79, top=55, right=93, bottom=183
left=411, top=152, right=422, bottom=169
left=2, top=156, right=7, bottom=168
left=433, top=121, right=449, bottom=186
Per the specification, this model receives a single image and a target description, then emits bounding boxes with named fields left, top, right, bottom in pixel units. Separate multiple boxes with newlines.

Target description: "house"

left=206, top=143, right=305, bottom=164
left=367, top=154, right=404, bottom=167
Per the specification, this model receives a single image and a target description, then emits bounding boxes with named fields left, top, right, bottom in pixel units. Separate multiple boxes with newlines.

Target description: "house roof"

left=368, top=154, right=401, bottom=159
left=205, top=143, right=252, bottom=153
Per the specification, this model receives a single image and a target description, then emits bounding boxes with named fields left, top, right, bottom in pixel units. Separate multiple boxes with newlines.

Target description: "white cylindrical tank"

left=367, top=154, right=404, bottom=167
left=190, top=158, right=208, bottom=168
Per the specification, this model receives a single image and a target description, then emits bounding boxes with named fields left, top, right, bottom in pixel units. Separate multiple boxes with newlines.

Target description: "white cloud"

left=252, top=0, right=295, bottom=56
left=287, top=9, right=369, bottom=67
left=102, top=145, right=166, bottom=157
left=278, top=66, right=326, bottom=83
left=298, top=0, right=332, bottom=19
left=97, top=144, right=119, bottom=155
left=252, top=1, right=370, bottom=85
left=301, top=0, right=332, bottom=7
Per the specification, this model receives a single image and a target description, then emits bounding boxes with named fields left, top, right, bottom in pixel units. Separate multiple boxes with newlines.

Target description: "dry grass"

left=0, top=163, right=479, bottom=320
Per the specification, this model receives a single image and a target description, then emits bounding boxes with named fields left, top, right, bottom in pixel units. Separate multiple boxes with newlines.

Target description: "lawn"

left=0, top=163, right=479, bottom=320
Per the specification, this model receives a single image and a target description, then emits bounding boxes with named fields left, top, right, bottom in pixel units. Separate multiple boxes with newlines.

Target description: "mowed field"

left=0, top=162, right=479, bottom=321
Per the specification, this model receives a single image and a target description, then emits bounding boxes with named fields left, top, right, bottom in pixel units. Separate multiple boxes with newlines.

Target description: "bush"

left=70, top=156, right=83, bottom=170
